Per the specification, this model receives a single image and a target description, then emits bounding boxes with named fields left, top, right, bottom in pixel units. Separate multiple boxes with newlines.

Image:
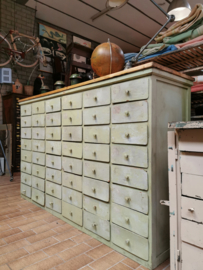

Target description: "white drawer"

left=32, top=140, right=45, bottom=153
left=46, top=127, right=61, bottom=141
left=182, top=173, right=203, bottom=199
left=46, top=194, right=61, bottom=213
left=112, top=101, right=148, bottom=124
left=62, top=157, right=82, bottom=175
left=21, top=150, right=32, bottom=163
left=21, top=139, right=32, bottom=151
left=32, top=176, right=45, bottom=192
left=21, top=161, right=31, bottom=175
left=83, top=196, right=109, bottom=220
left=21, top=172, right=31, bottom=186
left=182, top=196, right=203, bottom=223
left=21, top=128, right=31, bottom=139
left=46, top=97, right=61, bottom=113
left=62, top=172, right=82, bottom=192
left=32, top=164, right=45, bottom=179
left=111, top=78, right=149, bottom=103
left=84, top=143, right=109, bottom=162
left=46, top=112, right=61, bottom=126
left=21, top=183, right=31, bottom=198
left=21, top=105, right=31, bottom=116
left=62, top=187, right=82, bottom=208
left=62, top=142, right=82, bottom=159
left=21, top=116, right=31, bottom=127
left=83, top=87, right=110, bottom=108
left=62, top=92, right=82, bottom=110
left=182, top=219, right=203, bottom=249
left=32, top=188, right=45, bottom=206
left=46, top=168, right=62, bottom=185
left=32, top=114, right=45, bottom=127
left=32, top=128, right=45, bottom=140
left=83, top=106, right=110, bottom=125
left=62, top=201, right=82, bottom=226
left=84, top=126, right=110, bottom=144
left=182, top=242, right=203, bottom=270
left=62, top=126, right=82, bottom=142
left=84, top=211, right=110, bottom=240
left=32, top=152, right=45, bottom=166
left=46, top=155, right=61, bottom=170
left=46, top=141, right=62, bottom=156
left=112, top=144, right=148, bottom=168
left=32, top=101, right=45, bottom=114
left=46, top=181, right=62, bottom=199
left=62, top=110, right=82, bottom=126
left=84, top=161, right=110, bottom=182
left=83, top=177, right=109, bottom=202
left=112, top=184, right=148, bottom=214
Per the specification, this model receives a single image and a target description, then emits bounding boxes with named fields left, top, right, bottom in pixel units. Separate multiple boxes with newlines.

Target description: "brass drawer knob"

left=36, top=195, right=38, bottom=199
left=69, top=117, right=72, bottom=121
left=37, top=133, right=39, bottom=136
left=36, top=158, right=39, bottom=161
left=25, top=156, right=27, bottom=159
left=51, top=119, right=53, bottom=122
left=37, top=170, right=39, bottom=174
left=51, top=105, right=53, bottom=109
left=94, top=134, right=97, bottom=139
left=36, top=145, right=39, bottom=149
left=70, top=149, right=72, bottom=153
left=92, top=223, right=97, bottom=227
left=124, top=154, right=129, bottom=160
left=125, top=111, right=130, bottom=117
left=24, top=133, right=26, bottom=135
left=36, top=120, right=38, bottom=123
left=52, top=175, right=54, bottom=178
left=125, top=197, right=131, bottom=202
left=188, top=208, right=195, bottom=213
left=94, top=96, right=97, bottom=101
left=126, top=90, right=130, bottom=95
left=70, top=164, right=73, bottom=169
left=49, top=202, right=53, bottom=206
left=125, top=239, right=130, bottom=245
left=24, top=179, right=27, bottom=182
left=24, top=109, right=26, bottom=112
left=51, top=133, right=54, bottom=136
left=126, top=175, right=130, bottom=181
left=125, top=217, right=130, bottom=223
left=69, top=133, right=72, bottom=137
left=24, top=144, right=27, bottom=147
left=70, top=211, right=73, bottom=216
left=52, top=161, right=54, bottom=165
left=24, top=167, right=26, bottom=170
left=37, top=107, right=39, bottom=110
left=92, top=187, right=96, bottom=193
left=70, top=181, right=73, bottom=185
left=24, top=121, right=26, bottom=124
left=36, top=183, right=38, bottom=186
left=22, top=190, right=26, bottom=193
left=52, top=189, right=54, bottom=193
left=125, top=133, right=130, bottom=138
left=92, top=169, right=96, bottom=174
left=69, top=196, right=72, bottom=200
left=93, top=205, right=97, bottom=210
left=93, top=114, right=96, bottom=119
left=93, top=151, right=96, bottom=156
left=70, top=101, right=72, bottom=105
left=51, top=147, right=54, bottom=151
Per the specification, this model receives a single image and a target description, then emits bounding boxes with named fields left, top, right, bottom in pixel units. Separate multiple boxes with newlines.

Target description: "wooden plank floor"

left=0, top=173, right=170, bottom=270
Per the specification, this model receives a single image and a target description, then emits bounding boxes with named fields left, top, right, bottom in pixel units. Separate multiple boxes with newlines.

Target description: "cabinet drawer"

left=32, top=140, right=45, bottom=153
left=112, top=144, right=148, bottom=168
left=182, top=173, right=203, bottom=199
left=32, top=188, right=44, bottom=206
left=62, top=110, right=82, bottom=126
left=83, top=106, right=110, bottom=125
left=62, top=126, right=82, bottom=142
left=46, top=181, right=62, bottom=199
left=21, top=105, right=31, bottom=116
left=46, top=141, right=61, bottom=156
left=112, top=203, right=148, bottom=238
left=21, top=172, right=31, bottom=186
left=46, top=168, right=62, bottom=185
left=84, top=143, right=109, bottom=162
left=21, top=128, right=31, bottom=139
left=62, top=157, right=82, bottom=175
left=182, top=196, right=203, bottom=223
left=21, top=139, right=32, bottom=151
left=84, top=196, right=109, bottom=220
left=21, top=183, right=31, bottom=198
left=112, top=101, right=148, bottom=124
left=21, top=150, right=32, bottom=163
left=32, top=164, right=45, bottom=179
left=112, top=224, right=148, bottom=260
left=21, top=161, right=31, bottom=175
left=182, top=242, right=203, bottom=270
left=84, top=211, right=110, bottom=240
left=32, top=101, right=45, bottom=114
left=112, top=165, right=148, bottom=190
left=62, top=93, right=82, bottom=110
left=62, top=187, right=82, bottom=208
left=32, top=152, right=45, bottom=166
left=111, top=78, right=149, bottom=103
left=112, top=184, right=148, bottom=214
left=21, top=116, right=31, bottom=127
left=46, top=112, right=61, bottom=126
left=32, top=114, right=45, bottom=127
left=32, top=176, right=45, bottom=192
left=46, top=195, right=61, bottom=213
left=62, top=142, right=82, bottom=159
left=46, top=127, right=61, bottom=141
left=84, top=161, right=110, bottom=182
left=62, top=201, right=82, bottom=226
left=46, top=155, right=61, bottom=170
left=62, top=172, right=82, bottom=192
left=84, top=126, right=110, bottom=144
left=182, top=219, right=203, bottom=248
left=83, top=177, right=109, bottom=202
left=32, top=128, right=45, bottom=140
left=46, top=97, right=61, bottom=113
left=83, top=87, right=110, bottom=108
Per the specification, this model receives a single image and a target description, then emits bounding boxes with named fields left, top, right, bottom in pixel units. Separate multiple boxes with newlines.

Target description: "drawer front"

left=21, top=161, right=32, bottom=175
left=84, top=161, right=110, bottom=182
left=182, top=173, right=203, bottom=199
left=181, top=219, right=203, bottom=249
left=32, top=101, right=45, bottom=114
left=84, top=106, right=110, bottom=125
left=32, top=176, right=45, bottom=192
left=182, top=242, right=203, bottom=270
left=112, top=184, right=148, bottom=214
left=32, top=140, right=45, bottom=153
left=32, top=128, right=45, bottom=140
left=46, top=97, right=61, bottom=113
left=62, top=142, right=82, bottom=159
left=21, top=183, right=31, bottom=198
left=62, top=172, right=82, bottom=192
left=21, top=116, right=31, bottom=127
left=112, top=203, right=148, bottom=238
left=21, top=150, right=32, bottom=163
left=46, top=155, right=62, bottom=170
left=32, top=164, right=45, bottom=179
left=112, top=144, right=148, bottom=168
left=62, top=93, right=82, bottom=110
left=62, top=187, right=82, bottom=208
left=21, top=128, right=31, bottom=139
left=21, top=105, right=31, bottom=116
left=84, top=126, right=110, bottom=144
left=84, top=143, right=109, bottom=162
left=83, top=177, right=109, bottom=202
left=46, top=168, right=62, bottom=185
left=46, top=141, right=62, bottom=156
left=112, top=101, right=148, bottom=124
left=21, top=139, right=32, bottom=151
left=111, top=78, right=149, bottom=103
left=84, top=211, right=110, bottom=240
left=32, top=114, right=45, bottom=127
left=112, top=165, right=148, bottom=190
left=21, top=172, right=31, bottom=186
left=46, top=181, right=62, bottom=199
left=112, top=223, right=148, bottom=260
left=32, top=152, right=45, bottom=166
left=32, top=188, right=45, bottom=206
left=62, top=110, right=82, bottom=126
left=83, top=196, right=109, bottom=220
left=62, top=201, right=82, bottom=226
left=46, top=127, right=61, bottom=141
left=46, top=112, right=61, bottom=126
left=83, top=87, right=110, bottom=108
left=62, top=157, right=82, bottom=175
left=62, top=126, right=82, bottom=142
left=182, top=196, right=203, bottom=223
left=46, top=195, right=61, bottom=213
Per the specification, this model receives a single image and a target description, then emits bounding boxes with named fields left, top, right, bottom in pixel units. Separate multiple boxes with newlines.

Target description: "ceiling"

left=25, top=0, right=198, bottom=53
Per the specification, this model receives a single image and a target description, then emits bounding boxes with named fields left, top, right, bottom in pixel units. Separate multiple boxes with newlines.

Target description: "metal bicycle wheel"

left=0, top=34, right=12, bottom=67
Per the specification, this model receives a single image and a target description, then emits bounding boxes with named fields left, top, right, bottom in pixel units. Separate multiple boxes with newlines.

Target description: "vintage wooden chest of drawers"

left=19, top=63, right=193, bottom=269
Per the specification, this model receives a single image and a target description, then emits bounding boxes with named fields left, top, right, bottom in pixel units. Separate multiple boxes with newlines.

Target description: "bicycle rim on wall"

left=0, top=34, right=12, bottom=67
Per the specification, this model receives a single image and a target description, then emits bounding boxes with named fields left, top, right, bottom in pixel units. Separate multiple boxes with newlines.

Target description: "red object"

left=191, top=83, right=203, bottom=92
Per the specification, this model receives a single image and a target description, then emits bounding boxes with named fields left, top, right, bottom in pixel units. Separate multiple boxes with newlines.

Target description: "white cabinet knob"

left=126, top=90, right=130, bottom=95
left=49, top=202, right=53, bottom=206
left=37, top=170, right=39, bottom=174
left=125, top=197, right=131, bottom=202
left=125, top=217, right=130, bottom=223
left=92, top=223, right=97, bottom=227
left=125, top=133, right=130, bottom=138
left=124, top=154, right=129, bottom=160
left=92, top=169, right=96, bottom=174
left=188, top=208, right=195, bottom=213
left=70, top=165, right=73, bottom=169
left=93, top=151, right=96, bottom=156
left=70, top=101, right=72, bottom=105
left=93, top=205, right=97, bottom=210
left=125, top=111, right=130, bottom=116
left=93, top=114, right=96, bottom=119
left=36, top=195, right=38, bottom=199
left=70, top=211, right=73, bottom=216
left=52, top=175, right=54, bottom=178
left=94, top=96, right=97, bottom=101
left=94, top=134, right=97, bottom=138
left=126, top=175, right=130, bottom=181
left=24, top=179, right=27, bottom=182
left=70, top=149, right=72, bottom=153
left=92, top=187, right=96, bottom=193
left=125, top=239, right=130, bottom=245
left=36, top=183, right=38, bottom=186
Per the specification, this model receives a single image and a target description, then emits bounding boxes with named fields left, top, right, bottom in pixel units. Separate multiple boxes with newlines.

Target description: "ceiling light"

left=168, top=0, right=191, bottom=21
